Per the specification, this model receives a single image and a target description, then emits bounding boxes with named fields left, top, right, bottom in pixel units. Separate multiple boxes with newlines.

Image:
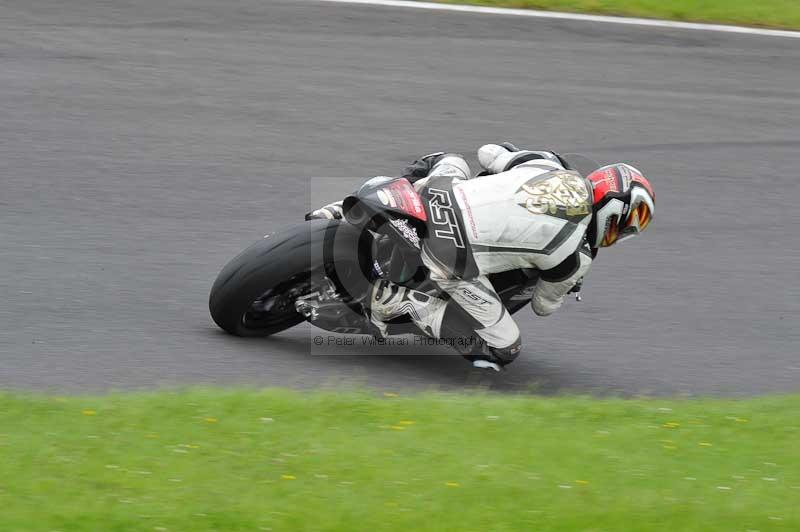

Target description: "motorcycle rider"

left=307, top=143, right=655, bottom=367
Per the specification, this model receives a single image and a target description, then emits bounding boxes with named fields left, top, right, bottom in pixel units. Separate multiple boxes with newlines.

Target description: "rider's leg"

left=368, top=273, right=521, bottom=366
left=366, top=278, right=489, bottom=358
left=431, top=273, right=522, bottom=365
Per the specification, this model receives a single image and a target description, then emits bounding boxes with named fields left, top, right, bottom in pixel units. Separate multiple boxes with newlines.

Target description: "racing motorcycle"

left=209, top=155, right=597, bottom=370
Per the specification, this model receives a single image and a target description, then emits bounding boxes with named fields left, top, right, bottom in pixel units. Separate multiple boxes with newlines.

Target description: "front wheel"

left=209, top=220, right=368, bottom=337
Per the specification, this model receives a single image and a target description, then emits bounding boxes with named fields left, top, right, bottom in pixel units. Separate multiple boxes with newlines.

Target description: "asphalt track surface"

left=2, top=0, right=799, bottom=395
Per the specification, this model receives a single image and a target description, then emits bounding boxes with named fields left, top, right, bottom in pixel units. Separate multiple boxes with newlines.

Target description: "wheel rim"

left=241, top=272, right=313, bottom=330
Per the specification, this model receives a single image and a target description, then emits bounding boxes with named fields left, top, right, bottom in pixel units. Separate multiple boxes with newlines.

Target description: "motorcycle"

left=209, top=154, right=598, bottom=370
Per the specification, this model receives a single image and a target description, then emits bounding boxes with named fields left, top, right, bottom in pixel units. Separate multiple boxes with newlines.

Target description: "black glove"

left=567, top=278, right=583, bottom=294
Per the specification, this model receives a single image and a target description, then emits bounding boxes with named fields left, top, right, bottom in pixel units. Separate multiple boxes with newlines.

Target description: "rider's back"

left=452, top=161, right=593, bottom=275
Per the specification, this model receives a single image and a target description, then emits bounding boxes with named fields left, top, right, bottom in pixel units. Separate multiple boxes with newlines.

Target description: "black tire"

left=209, top=219, right=369, bottom=337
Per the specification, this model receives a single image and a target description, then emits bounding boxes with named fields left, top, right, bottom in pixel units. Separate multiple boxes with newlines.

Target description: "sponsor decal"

left=389, top=218, right=421, bottom=248
left=590, top=167, right=619, bottom=204
left=372, top=259, right=385, bottom=278
left=384, top=179, right=426, bottom=220
left=457, top=187, right=479, bottom=239
left=518, top=171, right=590, bottom=219
left=410, top=191, right=424, bottom=215
left=427, top=188, right=465, bottom=249
left=460, top=287, right=490, bottom=306
left=617, top=164, right=633, bottom=189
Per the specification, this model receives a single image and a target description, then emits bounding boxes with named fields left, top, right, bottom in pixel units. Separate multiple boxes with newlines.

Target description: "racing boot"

left=368, top=279, right=447, bottom=338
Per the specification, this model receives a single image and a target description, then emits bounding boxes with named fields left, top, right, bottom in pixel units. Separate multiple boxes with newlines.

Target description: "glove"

left=567, top=278, right=583, bottom=294
left=305, top=200, right=344, bottom=221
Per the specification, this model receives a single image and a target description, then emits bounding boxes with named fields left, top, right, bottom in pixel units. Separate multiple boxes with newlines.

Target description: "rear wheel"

left=209, top=220, right=368, bottom=337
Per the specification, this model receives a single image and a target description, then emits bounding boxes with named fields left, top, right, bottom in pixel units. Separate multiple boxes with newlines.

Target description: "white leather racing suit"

left=380, top=145, right=594, bottom=364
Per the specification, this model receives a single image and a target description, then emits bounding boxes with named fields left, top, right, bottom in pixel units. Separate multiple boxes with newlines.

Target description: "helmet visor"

left=631, top=202, right=653, bottom=231
left=601, top=216, right=620, bottom=247
left=615, top=202, right=652, bottom=244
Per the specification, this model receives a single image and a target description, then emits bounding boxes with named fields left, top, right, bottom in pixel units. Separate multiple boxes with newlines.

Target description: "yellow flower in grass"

left=82, top=409, right=96, bottom=416
left=281, top=474, right=296, bottom=480
left=204, top=417, right=218, bottom=423
left=575, top=480, right=589, bottom=485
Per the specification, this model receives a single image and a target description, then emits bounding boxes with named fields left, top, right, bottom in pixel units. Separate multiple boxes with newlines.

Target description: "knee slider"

left=489, top=337, right=522, bottom=366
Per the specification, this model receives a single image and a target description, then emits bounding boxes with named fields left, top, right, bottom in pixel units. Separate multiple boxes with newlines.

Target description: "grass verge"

left=435, top=0, right=800, bottom=30
left=1, top=389, right=799, bottom=531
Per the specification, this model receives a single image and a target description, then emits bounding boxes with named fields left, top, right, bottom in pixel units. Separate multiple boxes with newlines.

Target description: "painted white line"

left=315, top=0, right=800, bottom=39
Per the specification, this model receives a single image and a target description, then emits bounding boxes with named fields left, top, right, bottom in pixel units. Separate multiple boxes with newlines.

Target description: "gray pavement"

left=1, top=0, right=799, bottom=395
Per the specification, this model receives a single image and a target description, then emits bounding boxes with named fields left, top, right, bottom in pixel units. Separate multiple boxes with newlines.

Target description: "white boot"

left=369, top=280, right=447, bottom=338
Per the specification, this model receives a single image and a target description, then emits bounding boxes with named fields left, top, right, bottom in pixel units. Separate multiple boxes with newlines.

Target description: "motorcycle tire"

left=209, top=219, right=369, bottom=337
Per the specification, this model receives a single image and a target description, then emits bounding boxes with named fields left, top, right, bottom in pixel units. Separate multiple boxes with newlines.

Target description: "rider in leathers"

left=308, top=143, right=655, bottom=367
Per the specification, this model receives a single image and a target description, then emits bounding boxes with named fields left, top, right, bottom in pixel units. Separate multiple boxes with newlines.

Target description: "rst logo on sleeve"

left=427, top=188, right=465, bottom=249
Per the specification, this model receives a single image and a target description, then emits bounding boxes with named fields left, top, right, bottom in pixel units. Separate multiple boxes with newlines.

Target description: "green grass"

left=435, top=0, right=800, bottom=30
left=1, top=390, right=799, bottom=531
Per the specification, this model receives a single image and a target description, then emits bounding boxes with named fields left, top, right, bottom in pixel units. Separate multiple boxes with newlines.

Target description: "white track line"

left=315, top=0, right=800, bottom=39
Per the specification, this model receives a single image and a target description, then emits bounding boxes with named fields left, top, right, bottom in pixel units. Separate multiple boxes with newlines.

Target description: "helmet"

left=586, top=163, right=655, bottom=248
